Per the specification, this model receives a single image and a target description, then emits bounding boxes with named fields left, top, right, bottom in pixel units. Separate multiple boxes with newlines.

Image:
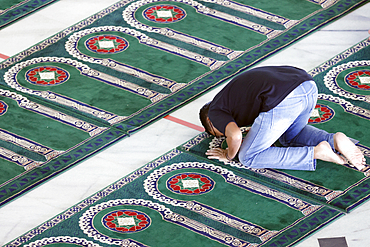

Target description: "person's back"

left=208, top=66, right=312, bottom=134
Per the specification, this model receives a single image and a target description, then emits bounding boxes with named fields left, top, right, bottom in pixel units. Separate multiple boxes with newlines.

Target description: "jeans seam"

left=310, top=147, right=316, bottom=170
left=286, top=81, right=316, bottom=99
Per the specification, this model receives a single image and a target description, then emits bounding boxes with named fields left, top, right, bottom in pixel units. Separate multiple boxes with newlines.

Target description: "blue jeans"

left=238, top=80, right=334, bottom=171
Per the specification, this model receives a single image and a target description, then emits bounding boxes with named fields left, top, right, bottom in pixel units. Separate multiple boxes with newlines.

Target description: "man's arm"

left=224, top=121, right=242, bottom=159
left=206, top=121, right=242, bottom=161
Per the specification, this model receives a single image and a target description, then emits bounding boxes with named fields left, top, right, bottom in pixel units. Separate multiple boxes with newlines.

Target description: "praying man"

left=199, top=66, right=366, bottom=171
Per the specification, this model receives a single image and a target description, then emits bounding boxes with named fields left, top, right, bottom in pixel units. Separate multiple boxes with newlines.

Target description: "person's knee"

left=238, top=152, right=245, bottom=164
left=238, top=151, right=253, bottom=167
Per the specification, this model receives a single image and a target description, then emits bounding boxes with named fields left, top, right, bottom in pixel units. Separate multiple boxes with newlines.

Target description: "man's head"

left=199, top=102, right=212, bottom=135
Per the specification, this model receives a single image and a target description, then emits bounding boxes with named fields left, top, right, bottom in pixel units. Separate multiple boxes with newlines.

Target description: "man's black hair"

left=199, top=102, right=212, bottom=135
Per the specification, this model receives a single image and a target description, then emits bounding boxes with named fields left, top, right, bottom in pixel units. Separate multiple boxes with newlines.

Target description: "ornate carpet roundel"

left=0, top=101, right=8, bottom=116
left=323, top=61, right=370, bottom=102
left=102, top=209, right=151, bottom=233
left=309, top=104, right=335, bottom=124
left=25, top=66, right=69, bottom=86
left=167, top=172, right=215, bottom=195
left=85, top=35, right=128, bottom=54
left=143, top=5, right=186, bottom=23
left=344, top=70, right=370, bottom=90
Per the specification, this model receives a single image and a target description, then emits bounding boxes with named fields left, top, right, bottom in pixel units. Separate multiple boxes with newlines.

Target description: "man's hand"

left=206, top=148, right=229, bottom=162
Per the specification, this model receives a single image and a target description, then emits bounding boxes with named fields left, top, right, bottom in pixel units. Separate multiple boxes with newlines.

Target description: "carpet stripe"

left=0, top=53, right=9, bottom=59
left=164, top=115, right=205, bottom=132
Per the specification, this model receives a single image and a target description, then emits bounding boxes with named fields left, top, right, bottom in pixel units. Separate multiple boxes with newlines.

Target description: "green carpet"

left=0, top=0, right=367, bottom=208
left=4, top=38, right=370, bottom=247
left=0, top=0, right=58, bottom=29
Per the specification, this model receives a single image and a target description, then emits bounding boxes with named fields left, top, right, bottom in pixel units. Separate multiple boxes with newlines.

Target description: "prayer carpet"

left=0, top=0, right=367, bottom=207
left=0, top=0, right=58, bottom=29
left=4, top=38, right=370, bottom=247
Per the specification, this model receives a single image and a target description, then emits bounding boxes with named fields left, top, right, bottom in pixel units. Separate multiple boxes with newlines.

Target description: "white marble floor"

left=0, top=1, right=369, bottom=246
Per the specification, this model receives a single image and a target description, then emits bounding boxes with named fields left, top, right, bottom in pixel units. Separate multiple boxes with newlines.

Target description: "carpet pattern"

left=4, top=37, right=370, bottom=247
left=0, top=0, right=58, bottom=29
left=0, top=0, right=367, bottom=211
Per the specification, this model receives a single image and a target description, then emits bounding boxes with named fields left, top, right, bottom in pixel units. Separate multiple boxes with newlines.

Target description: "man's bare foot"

left=334, top=132, right=366, bottom=171
left=314, top=141, right=346, bottom=164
